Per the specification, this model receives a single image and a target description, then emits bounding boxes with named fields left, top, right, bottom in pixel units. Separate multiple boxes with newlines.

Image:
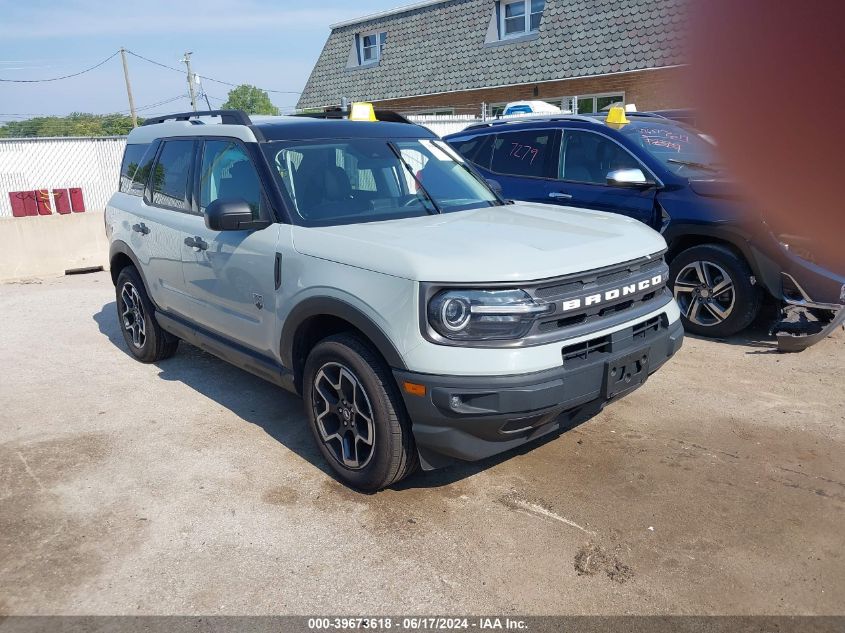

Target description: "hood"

left=688, top=178, right=744, bottom=200
left=291, top=202, right=667, bottom=283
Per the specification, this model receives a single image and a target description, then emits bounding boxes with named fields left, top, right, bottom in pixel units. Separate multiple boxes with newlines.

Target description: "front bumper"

left=775, top=302, right=845, bottom=353
left=752, top=235, right=845, bottom=352
left=395, top=316, right=684, bottom=469
left=774, top=270, right=845, bottom=352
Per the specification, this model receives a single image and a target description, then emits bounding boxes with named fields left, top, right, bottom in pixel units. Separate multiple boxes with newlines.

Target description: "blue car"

left=444, top=112, right=845, bottom=351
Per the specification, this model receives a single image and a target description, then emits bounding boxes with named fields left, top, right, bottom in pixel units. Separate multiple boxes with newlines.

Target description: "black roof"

left=253, top=117, right=436, bottom=141
left=140, top=110, right=437, bottom=141
left=445, top=112, right=687, bottom=137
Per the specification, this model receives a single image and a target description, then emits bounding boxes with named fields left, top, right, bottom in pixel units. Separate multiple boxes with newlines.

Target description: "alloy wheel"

left=311, top=362, right=375, bottom=470
left=673, top=260, right=735, bottom=327
left=120, top=282, right=146, bottom=348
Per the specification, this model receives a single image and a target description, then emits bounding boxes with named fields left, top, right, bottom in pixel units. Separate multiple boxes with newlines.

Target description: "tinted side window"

left=560, top=130, right=642, bottom=184
left=449, top=135, right=494, bottom=170
left=150, top=140, right=194, bottom=211
left=119, top=142, right=157, bottom=196
left=199, top=140, right=262, bottom=219
left=490, top=130, right=553, bottom=177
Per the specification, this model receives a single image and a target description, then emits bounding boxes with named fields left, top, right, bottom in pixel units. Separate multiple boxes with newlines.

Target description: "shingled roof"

left=297, top=0, right=688, bottom=109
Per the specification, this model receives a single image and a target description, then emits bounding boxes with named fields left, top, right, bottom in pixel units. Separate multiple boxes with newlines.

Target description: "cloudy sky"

left=0, top=0, right=403, bottom=121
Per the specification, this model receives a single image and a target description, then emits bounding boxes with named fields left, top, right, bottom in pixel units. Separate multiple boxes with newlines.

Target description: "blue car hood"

left=688, top=179, right=745, bottom=200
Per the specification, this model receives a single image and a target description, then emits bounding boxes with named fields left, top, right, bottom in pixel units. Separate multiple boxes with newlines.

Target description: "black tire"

left=303, top=333, right=418, bottom=491
left=669, top=244, right=761, bottom=337
left=115, top=266, right=179, bottom=363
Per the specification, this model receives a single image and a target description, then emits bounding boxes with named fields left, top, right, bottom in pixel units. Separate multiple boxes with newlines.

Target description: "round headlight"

left=440, top=297, right=471, bottom=331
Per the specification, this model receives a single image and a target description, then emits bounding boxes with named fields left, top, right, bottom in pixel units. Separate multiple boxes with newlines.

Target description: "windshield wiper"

left=666, top=158, right=721, bottom=173
left=387, top=142, right=441, bottom=215
left=443, top=151, right=506, bottom=206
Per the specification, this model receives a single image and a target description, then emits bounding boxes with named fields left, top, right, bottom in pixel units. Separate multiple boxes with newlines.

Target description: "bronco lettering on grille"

left=560, top=274, right=664, bottom=312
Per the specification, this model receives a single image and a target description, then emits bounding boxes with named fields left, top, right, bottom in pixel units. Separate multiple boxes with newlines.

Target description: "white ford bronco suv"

left=106, top=108, right=683, bottom=490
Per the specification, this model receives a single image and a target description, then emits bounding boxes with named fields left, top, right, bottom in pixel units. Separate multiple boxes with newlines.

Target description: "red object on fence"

left=53, top=188, right=71, bottom=214
left=8, top=188, right=83, bottom=216
left=9, top=191, right=39, bottom=217
left=36, top=189, right=53, bottom=215
left=24, top=192, right=38, bottom=215
left=9, top=192, right=27, bottom=217
left=69, top=187, right=85, bottom=212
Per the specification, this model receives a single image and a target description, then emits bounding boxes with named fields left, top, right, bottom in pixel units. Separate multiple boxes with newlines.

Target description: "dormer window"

left=501, top=0, right=545, bottom=38
left=360, top=31, right=387, bottom=63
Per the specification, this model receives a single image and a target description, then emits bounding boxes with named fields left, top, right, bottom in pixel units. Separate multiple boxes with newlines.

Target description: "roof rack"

left=292, top=108, right=414, bottom=125
left=464, top=113, right=599, bottom=131
left=141, top=110, right=252, bottom=126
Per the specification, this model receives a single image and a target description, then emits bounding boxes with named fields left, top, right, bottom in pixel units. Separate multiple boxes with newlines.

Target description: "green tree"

left=129, top=161, right=165, bottom=191
left=221, top=84, right=279, bottom=115
left=0, top=113, right=140, bottom=138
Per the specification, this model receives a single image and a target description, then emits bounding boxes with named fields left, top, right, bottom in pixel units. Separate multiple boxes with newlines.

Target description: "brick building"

left=297, top=0, right=690, bottom=116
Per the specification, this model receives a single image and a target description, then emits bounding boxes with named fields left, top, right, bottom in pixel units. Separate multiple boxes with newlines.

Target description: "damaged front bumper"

left=773, top=273, right=845, bottom=352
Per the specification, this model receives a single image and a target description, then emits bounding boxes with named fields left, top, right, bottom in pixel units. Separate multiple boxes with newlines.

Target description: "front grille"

left=535, top=255, right=665, bottom=299
left=633, top=315, right=663, bottom=339
left=421, top=251, right=672, bottom=349
left=536, top=281, right=581, bottom=298
left=562, top=334, right=612, bottom=363
left=524, top=252, right=670, bottom=342
left=562, top=314, right=668, bottom=368
left=533, top=287, right=669, bottom=336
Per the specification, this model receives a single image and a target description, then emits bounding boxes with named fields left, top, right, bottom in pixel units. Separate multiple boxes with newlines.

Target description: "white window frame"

left=500, top=0, right=544, bottom=39
left=541, top=97, right=571, bottom=112
left=569, top=92, right=625, bottom=114
left=405, top=108, right=456, bottom=116
left=488, top=102, right=508, bottom=118
left=359, top=30, right=386, bottom=64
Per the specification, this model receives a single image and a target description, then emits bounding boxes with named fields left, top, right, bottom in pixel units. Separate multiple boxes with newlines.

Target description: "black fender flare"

left=280, top=296, right=407, bottom=372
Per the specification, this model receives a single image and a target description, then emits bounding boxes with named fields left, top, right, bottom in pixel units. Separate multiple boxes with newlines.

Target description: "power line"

left=1, top=48, right=302, bottom=98
left=0, top=51, right=119, bottom=82
left=131, top=94, right=190, bottom=114
left=125, top=49, right=301, bottom=95
left=196, top=72, right=302, bottom=95
left=122, top=50, right=183, bottom=74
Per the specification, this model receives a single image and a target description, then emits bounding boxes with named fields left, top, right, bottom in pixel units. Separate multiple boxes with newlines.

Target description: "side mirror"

left=606, top=168, right=653, bottom=188
left=204, top=198, right=257, bottom=231
left=485, top=178, right=504, bottom=196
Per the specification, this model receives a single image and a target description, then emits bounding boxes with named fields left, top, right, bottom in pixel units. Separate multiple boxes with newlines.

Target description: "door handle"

left=548, top=192, right=573, bottom=200
left=132, top=222, right=150, bottom=235
left=184, top=236, right=208, bottom=251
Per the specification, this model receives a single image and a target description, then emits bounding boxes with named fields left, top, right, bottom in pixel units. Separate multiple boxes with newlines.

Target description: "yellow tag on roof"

left=605, top=106, right=630, bottom=125
left=349, top=102, right=377, bottom=121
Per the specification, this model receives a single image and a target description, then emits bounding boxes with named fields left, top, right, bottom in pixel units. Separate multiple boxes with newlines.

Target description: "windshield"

left=620, top=121, right=721, bottom=176
left=263, top=137, right=500, bottom=226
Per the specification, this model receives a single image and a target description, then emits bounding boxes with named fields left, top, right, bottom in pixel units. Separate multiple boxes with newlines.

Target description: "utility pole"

left=181, top=51, right=197, bottom=111
left=119, top=48, right=138, bottom=127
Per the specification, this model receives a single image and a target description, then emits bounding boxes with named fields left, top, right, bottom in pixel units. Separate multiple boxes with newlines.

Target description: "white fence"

left=0, top=136, right=126, bottom=218
left=406, top=112, right=559, bottom=137
left=406, top=114, right=480, bottom=137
